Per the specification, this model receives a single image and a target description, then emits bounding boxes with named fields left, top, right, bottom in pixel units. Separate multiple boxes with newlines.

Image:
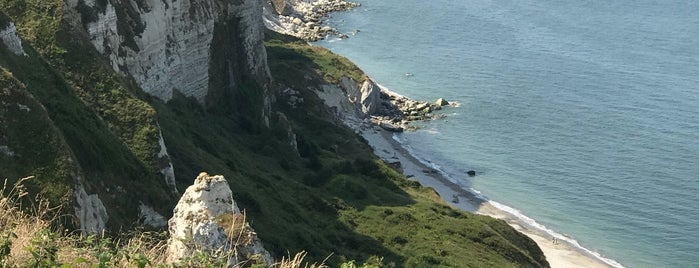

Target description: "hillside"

left=1, top=0, right=548, bottom=267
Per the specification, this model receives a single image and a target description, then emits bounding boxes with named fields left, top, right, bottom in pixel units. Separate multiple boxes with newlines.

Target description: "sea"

left=314, top=0, right=699, bottom=267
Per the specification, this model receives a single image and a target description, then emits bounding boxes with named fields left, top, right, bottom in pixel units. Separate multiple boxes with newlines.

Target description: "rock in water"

left=467, top=170, right=476, bottom=177
left=166, top=172, right=273, bottom=266
left=435, top=98, right=449, bottom=107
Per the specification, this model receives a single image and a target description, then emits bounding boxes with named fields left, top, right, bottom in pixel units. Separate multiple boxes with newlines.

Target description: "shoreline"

left=359, top=126, right=619, bottom=268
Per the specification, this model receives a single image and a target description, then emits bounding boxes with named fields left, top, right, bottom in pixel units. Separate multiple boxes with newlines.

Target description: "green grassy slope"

left=0, top=66, right=77, bottom=209
left=0, top=3, right=173, bottom=228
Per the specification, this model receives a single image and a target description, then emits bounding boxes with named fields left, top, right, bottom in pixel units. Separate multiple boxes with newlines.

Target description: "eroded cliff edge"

left=73, top=0, right=272, bottom=108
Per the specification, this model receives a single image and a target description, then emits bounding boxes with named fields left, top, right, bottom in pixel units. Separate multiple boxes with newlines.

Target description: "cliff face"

left=0, top=0, right=276, bottom=233
left=70, top=0, right=271, bottom=105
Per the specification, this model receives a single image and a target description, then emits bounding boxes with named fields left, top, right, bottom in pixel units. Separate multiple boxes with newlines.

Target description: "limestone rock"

left=75, top=0, right=271, bottom=107
left=74, top=184, right=108, bottom=234
left=359, top=79, right=382, bottom=115
left=270, top=0, right=295, bottom=16
left=157, top=128, right=179, bottom=196
left=167, top=172, right=273, bottom=266
left=139, top=203, right=167, bottom=228
left=341, top=77, right=383, bottom=115
left=415, top=102, right=429, bottom=111
left=435, top=98, right=449, bottom=106
left=0, top=21, right=26, bottom=56
left=276, top=112, right=299, bottom=154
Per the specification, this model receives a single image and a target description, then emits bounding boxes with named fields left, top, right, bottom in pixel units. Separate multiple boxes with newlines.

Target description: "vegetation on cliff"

left=0, top=3, right=548, bottom=267
left=1, top=0, right=173, bottom=229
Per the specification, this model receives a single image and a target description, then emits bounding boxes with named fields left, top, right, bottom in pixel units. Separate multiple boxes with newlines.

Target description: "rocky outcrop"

left=0, top=21, right=25, bottom=56
left=139, top=202, right=167, bottom=228
left=71, top=0, right=271, bottom=112
left=167, top=172, right=273, bottom=266
left=276, top=112, right=299, bottom=154
left=157, top=128, right=179, bottom=196
left=264, top=0, right=358, bottom=41
left=435, top=98, right=450, bottom=107
left=343, top=77, right=382, bottom=115
left=315, top=75, right=455, bottom=132
left=74, top=184, right=109, bottom=233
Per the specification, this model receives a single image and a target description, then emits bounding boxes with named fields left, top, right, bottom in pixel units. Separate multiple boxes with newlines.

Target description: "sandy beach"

left=360, top=127, right=615, bottom=268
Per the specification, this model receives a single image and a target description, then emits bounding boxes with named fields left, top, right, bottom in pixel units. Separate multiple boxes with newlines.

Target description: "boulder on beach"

left=379, top=122, right=403, bottom=132
left=386, top=160, right=403, bottom=173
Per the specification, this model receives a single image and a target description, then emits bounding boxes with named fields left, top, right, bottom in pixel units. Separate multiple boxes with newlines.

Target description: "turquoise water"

left=315, top=1, right=699, bottom=267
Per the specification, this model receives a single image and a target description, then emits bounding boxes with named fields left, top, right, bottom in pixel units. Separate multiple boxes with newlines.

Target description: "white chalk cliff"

left=71, top=0, right=271, bottom=107
left=167, top=172, right=273, bottom=266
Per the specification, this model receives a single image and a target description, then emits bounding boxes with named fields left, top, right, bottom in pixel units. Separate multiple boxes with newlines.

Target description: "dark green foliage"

left=0, top=3, right=173, bottom=228
left=0, top=12, right=11, bottom=28
left=0, top=231, right=14, bottom=265
left=111, top=1, right=146, bottom=52
left=25, top=229, right=61, bottom=267
left=76, top=0, right=100, bottom=26
left=0, top=67, right=75, bottom=204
